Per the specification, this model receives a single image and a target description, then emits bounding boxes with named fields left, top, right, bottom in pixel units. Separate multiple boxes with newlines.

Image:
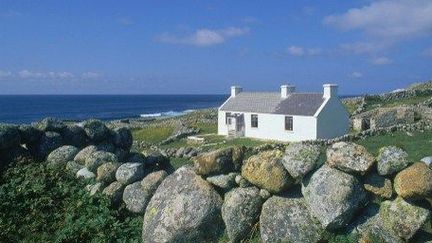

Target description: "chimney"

left=280, top=84, right=295, bottom=98
left=231, top=86, right=242, bottom=97
left=323, top=84, right=338, bottom=99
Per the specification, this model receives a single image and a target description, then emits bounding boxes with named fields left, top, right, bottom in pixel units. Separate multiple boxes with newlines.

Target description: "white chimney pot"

left=323, top=84, right=338, bottom=99
left=281, top=84, right=295, bottom=98
left=231, top=86, right=242, bottom=97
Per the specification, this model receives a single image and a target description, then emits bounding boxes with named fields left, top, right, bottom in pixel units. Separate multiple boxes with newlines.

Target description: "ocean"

left=0, top=95, right=228, bottom=124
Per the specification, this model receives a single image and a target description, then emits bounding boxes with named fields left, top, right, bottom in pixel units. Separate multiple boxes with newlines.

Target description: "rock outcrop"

left=102, top=181, right=124, bottom=205
left=28, top=131, right=63, bottom=160
left=326, top=142, right=375, bottom=175
left=83, top=119, right=111, bottom=143
left=241, top=150, right=294, bottom=193
left=74, top=145, right=98, bottom=164
left=96, top=162, right=121, bottom=185
left=122, top=170, right=167, bottom=214
left=260, top=196, right=323, bottom=243
left=47, top=145, right=79, bottom=168
left=85, top=151, right=118, bottom=172
left=302, top=165, right=367, bottom=229
left=377, top=146, right=409, bottom=175
left=193, top=147, right=235, bottom=176
left=222, top=187, right=263, bottom=242
left=0, top=124, right=21, bottom=150
left=206, top=173, right=238, bottom=190
left=115, top=162, right=145, bottom=185
left=394, top=162, right=432, bottom=199
left=282, top=143, right=321, bottom=181
left=142, top=167, right=223, bottom=243
left=380, top=197, right=430, bottom=240
left=363, top=172, right=393, bottom=199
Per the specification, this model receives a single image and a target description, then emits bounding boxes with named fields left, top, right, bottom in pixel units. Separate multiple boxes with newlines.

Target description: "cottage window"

left=225, top=112, right=231, bottom=124
left=251, top=114, right=258, bottom=128
left=285, top=116, right=293, bottom=131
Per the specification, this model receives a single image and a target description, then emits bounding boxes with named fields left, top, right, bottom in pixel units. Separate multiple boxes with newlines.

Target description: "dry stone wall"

left=2, top=117, right=432, bottom=242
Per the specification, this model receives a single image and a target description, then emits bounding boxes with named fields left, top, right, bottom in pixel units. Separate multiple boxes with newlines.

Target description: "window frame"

left=285, top=116, right=293, bottom=131
left=225, top=112, right=231, bottom=125
left=251, top=114, right=258, bottom=128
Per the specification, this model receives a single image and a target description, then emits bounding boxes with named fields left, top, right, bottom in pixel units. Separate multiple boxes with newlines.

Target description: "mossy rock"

left=394, top=162, right=432, bottom=200
left=380, top=197, right=430, bottom=240
left=193, top=147, right=234, bottom=176
left=241, top=150, right=294, bottom=193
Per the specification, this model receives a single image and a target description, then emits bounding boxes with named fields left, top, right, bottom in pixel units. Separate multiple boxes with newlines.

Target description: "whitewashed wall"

left=217, top=110, right=229, bottom=136
left=218, top=110, right=317, bottom=142
left=316, top=97, right=350, bottom=139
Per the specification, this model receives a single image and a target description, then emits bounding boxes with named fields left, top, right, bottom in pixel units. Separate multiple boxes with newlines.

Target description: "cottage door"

left=227, top=117, right=237, bottom=132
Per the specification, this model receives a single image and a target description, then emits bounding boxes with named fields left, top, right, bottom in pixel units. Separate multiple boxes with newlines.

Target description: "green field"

left=132, top=125, right=174, bottom=144
left=357, top=129, right=432, bottom=161
left=363, top=95, right=431, bottom=112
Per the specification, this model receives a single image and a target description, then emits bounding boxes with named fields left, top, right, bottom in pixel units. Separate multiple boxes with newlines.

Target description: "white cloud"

left=324, top=0, right=432, bottom=39
left=339, top=41, right=389, bottom=55
left=18, top=70, right=45, bottom=79
left=349, top=71, right=363, bottom=79
left=285, top=46, right=322, bottom=56
left=371, top=57, right=393, bottom=65
left=422, top=47, right=432, bottom=57
left=157, top=27, right=249, bottom=46
left=17, top=70, right=76, bottom=79
left=51, top=71, right=74, bottom=79
left=81, top=72, right=102, bottom=79
left=286, top=46, right=304, bottom=56
left=0, top=70, right=12, bottom=79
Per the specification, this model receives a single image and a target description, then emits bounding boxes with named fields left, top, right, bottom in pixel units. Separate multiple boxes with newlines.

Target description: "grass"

left=132, top=125, right=174, bottom=144
left=169, top=157, right=192, bottom=169
left=342, top=99, right=362, bottom=115
left=196, top=134, right=269, bottom=151
left=193, top=122, right=218, bottom=134
left=357, top=129, right=432, bottom=161
left=363, top=95, right=432, bottom=112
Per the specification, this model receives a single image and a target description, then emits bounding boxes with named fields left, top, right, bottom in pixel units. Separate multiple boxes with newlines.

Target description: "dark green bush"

left=0, top=162, right=142, bottom=242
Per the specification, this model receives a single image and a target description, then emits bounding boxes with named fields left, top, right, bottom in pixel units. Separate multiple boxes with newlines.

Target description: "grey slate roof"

left=219, top=92, right=325, bottom=116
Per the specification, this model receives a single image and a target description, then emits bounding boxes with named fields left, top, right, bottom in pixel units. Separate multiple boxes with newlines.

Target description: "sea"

left=0, top=95, right=228, bottom=124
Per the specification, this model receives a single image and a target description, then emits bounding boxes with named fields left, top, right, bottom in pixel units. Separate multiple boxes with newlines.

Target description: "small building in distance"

left=218, top=84, right=349, bottom=142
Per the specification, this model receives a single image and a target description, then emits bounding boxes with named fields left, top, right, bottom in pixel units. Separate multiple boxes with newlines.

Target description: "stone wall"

left=346, top=88, right=432, bottom=116
left=352, top=106, right=416, bottom=131
left=2, top=116, right=432, bottom=242
left=0, top=118, right=136, bottom=171
left=0, top=117, right=172, bottom=215
left=141, top=142, right=432, bottom=242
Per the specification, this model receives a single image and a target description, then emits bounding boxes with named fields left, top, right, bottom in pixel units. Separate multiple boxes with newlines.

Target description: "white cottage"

left=217, top=84, right=349, bottom=142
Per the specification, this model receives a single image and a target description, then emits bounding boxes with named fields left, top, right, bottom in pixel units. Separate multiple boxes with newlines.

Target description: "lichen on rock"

left=222, top=187, right=263, bottom=242
left=326, top=142, right=375, bottom=175
left=142, top=166, right=223, bottom=243
left=302, top=164, right=367, bottom=229
left=241, top=150, right=294, bottom=193
left=260, top=196, right=323, bottom=243
left=394, top=162, right=432, bottom=199
left=282, top=143, right=321, bottom=181
left=193, top=147, right=235, bottom=176
left=380, top=197, right=430, bottom=240
left=377, top=146, right=409, bottom=176
left=363, top=172, right=393, bottom=199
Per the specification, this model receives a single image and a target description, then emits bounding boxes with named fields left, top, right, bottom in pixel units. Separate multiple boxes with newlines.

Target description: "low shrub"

left=0, top=162, right=142, bottom=242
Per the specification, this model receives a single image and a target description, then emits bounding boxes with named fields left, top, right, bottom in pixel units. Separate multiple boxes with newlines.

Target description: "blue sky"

left=0, top=0, right=431, bottom=95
